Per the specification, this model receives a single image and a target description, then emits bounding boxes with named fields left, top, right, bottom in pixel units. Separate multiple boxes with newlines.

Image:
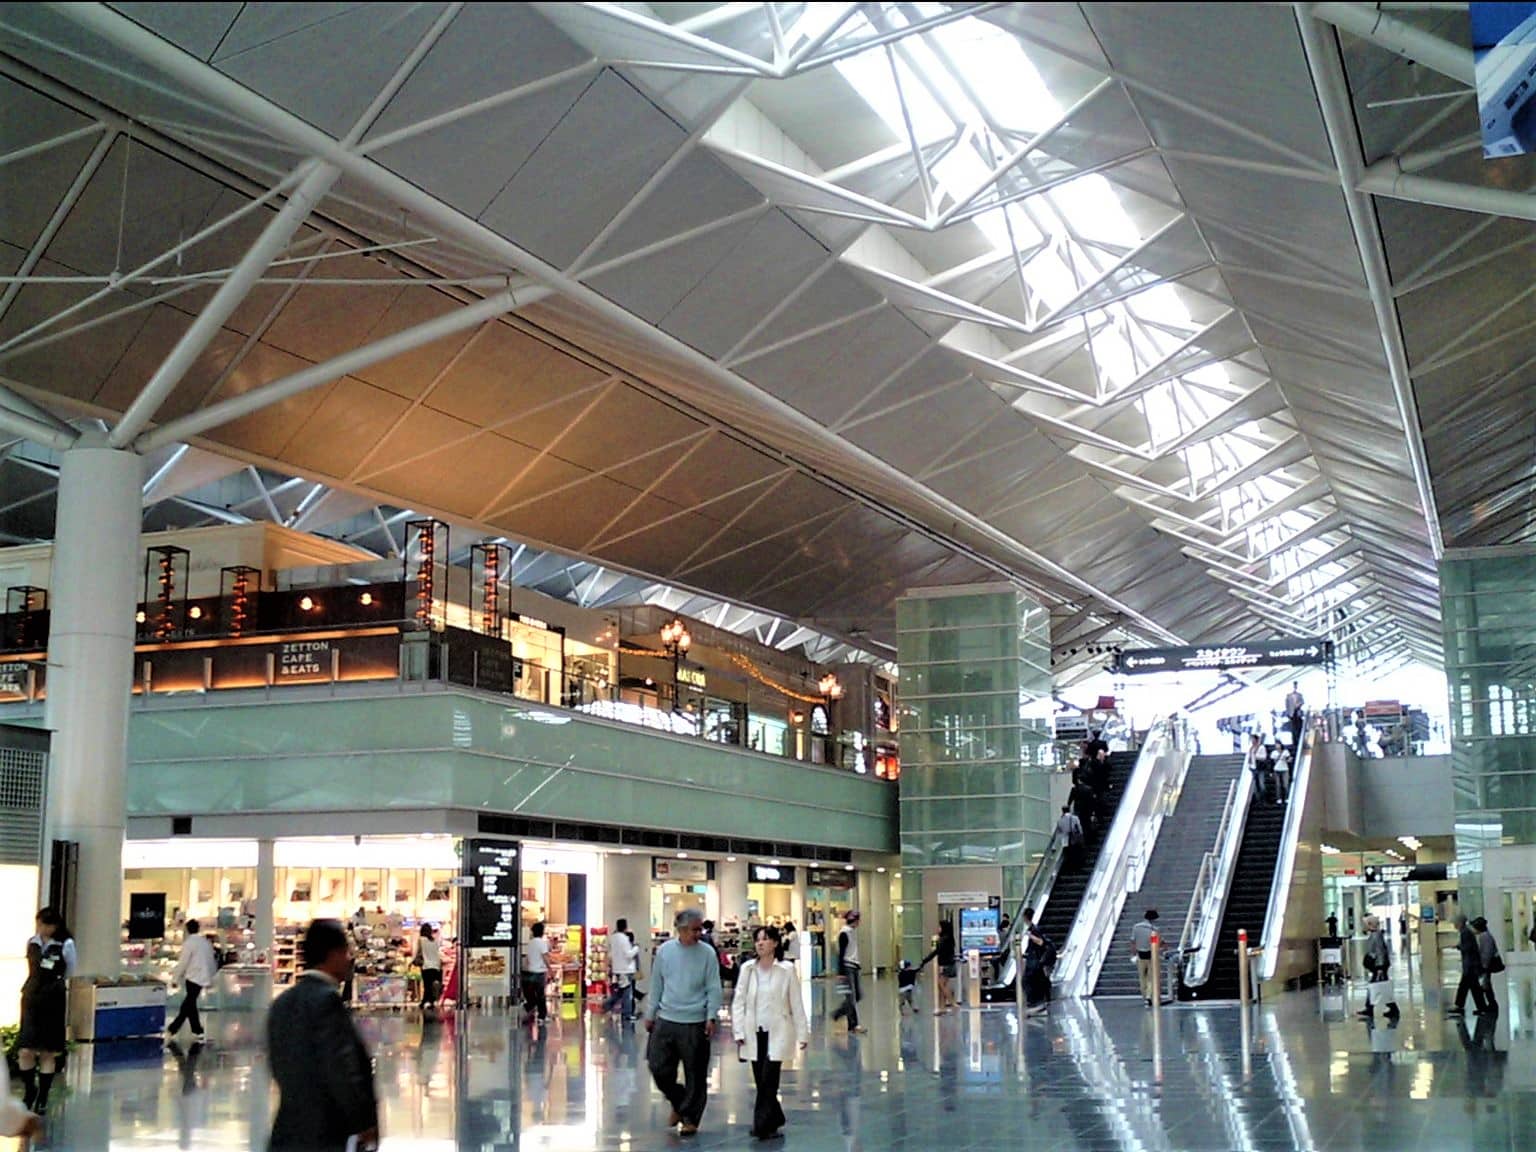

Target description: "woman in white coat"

left=732, top=925, right=810, bottom=1140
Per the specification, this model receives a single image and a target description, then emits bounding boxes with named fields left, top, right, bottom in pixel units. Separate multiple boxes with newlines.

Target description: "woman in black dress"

left=17, top=907, right=75, bottom=1115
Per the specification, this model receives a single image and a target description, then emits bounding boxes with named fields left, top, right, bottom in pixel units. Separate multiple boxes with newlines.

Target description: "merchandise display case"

left=587, top=926, right=609, bottom=999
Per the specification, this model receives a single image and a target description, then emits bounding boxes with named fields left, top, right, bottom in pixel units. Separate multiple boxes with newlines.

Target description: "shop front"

left=747, top=862, right=797, bottom=927
left=650, top=856, right=714, bottom=952
left=805, top=865, right=859, bottom=977
left=515, top=844, right=601, bottom=1012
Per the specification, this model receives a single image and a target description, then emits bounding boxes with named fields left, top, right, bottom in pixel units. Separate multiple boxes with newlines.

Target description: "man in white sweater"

left=166, top=919, right=219, bottom=1043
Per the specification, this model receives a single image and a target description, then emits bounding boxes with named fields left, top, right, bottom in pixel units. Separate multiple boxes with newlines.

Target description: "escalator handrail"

left=981, top=825, right=1064, bottom=993
left=1182, top=764, right=1255, bottom=987
left=1257, top=724, right=1315, bottom=982
left=1052, top=715, right=1192, bottom=998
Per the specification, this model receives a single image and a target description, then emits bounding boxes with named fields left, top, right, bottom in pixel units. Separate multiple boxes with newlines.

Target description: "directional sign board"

left=1116, top=638, right=1332, bottom=675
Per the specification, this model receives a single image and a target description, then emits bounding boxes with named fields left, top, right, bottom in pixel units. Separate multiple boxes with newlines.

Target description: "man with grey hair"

left=1449, top=912, right=1488, bottom=1016
left=644, top=907, right=723, bottom=1136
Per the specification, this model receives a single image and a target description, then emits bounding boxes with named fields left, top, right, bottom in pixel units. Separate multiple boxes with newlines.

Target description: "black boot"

left=20, top=1067, right=37, bottom=1111
left=36, top=1070, right=55, bottom=1113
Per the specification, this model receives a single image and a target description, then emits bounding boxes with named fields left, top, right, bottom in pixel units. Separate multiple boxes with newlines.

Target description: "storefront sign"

left=1116, top=638, right=1331, bottom=674
left=0, top=661, right=31, bottom=700
left=277, top=639, right=331, bottom=680
left=512, top=613, right=550, bottom=631
left=1053, top=715, right=1090, bottom=741
left=653, top=858, right=709, bottom=883
left=748, top=863, right=797, bottom=885
left=807, top=867, right=857, bottom=889
left=935, top=891, right=990, bottom=905
left=127, top=893, right=165, bottom=940
left=1364, top=863, right=1449, bottom=883
left=677, top=666, right=707, bottom=690
left=1363, top=700, right=1403, bottom=717
left=464, top=840, right=520, bottom=948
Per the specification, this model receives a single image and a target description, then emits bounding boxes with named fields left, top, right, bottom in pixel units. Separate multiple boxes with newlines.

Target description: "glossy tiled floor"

left=9, top=971, right=1536, bottom=1150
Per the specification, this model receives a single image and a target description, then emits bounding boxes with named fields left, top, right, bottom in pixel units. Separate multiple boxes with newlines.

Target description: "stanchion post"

left=1015, top=935, right=1026, bottom=1015
left=1150, top=931, right=1161, bottom=1008
left=1238, top=928, right=1250, bottom=1007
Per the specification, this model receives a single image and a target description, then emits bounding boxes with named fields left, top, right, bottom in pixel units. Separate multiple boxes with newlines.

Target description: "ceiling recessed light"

left=876, top=867, right=886, bottom=874
left=726, top=856, right=737, bottom=862
left=770, top=859, right=780, bottom=866
left=844, top=864, right=854, bottom=871
left=677, top=852, right=688, bottom=859
left=620, top=848, right=634, bottom=855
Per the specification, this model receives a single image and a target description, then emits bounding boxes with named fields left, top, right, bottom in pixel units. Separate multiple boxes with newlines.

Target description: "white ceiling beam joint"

left=1309, top=2, right=1475, bottom=85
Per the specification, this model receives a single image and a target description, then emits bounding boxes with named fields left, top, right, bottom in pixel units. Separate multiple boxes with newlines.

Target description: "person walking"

left=644, top=907, right=723, bottom=1137
left=1130, top=909, right=1160, bottom=1007
left=1356, top=915, right=1400, bottom=1021
left=414, top=924, right=443, bottom=1013
left=1474, top=916, right=1503, bottom=1015
left=829, top=909, right=866, bottom=1034
left=732, top=925, right=810, bottom=1141
left=16, top=907, right=74, bottom=1116
left=166, top=918, right=218, bottom=1044
left=1284, top=682, right=1305, bottom=755
left=266, top=919, right=379, bottom=1152
left=1449, top=913, right=1488, bottom=1017
left=781, top=921, right=800, bottom=971
left=1019, top=906, right=1054, bottom=1016
left=603, top=918, right=641, bottom=1021
left=522, top=921, right=552, bottom=1023
left=920, top=921, right=959, bottom=1015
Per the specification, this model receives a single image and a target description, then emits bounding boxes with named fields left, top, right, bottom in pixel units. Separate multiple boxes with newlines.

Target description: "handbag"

left=1367, top=978, right=1391, bottom=1006
left=1488, top=953, right=1506, bottom=975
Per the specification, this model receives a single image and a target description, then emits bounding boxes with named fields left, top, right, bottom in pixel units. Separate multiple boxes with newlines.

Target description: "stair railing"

left=982, top=824, right=1067, bottom=994
left=1052, top=715, right=1193, bottom=998
left=1257, top=725, right=1315, bottom=982
left=1180, top=765, right=1255, bottom=988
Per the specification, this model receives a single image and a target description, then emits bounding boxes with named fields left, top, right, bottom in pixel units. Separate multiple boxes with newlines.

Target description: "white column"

left=717, top=859, right=749, bottom=926
left=791, top=871, right=808, bottom=980
left=43, top=444, right=143, bottom=977
left=255, top=838, right=276, bottom=963
left=602, top=852, right=651, bottom=977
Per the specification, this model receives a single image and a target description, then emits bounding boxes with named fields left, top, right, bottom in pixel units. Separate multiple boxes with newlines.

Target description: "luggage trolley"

left=1317, top=936, right=1345, bottom=987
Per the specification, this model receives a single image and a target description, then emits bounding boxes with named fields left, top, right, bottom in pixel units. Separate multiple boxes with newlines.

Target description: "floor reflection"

left=10, top=975, right=1536, bottom=1150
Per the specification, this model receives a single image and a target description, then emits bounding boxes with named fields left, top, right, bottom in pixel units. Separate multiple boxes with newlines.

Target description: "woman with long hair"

left=920, top=921, right=959, bottom=1015
left=731, top=925, right=809, bottom=1140
left=17, top=906, right=75, bottom=1114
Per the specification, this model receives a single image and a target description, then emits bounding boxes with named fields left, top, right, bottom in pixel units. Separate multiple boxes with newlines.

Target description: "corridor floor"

left=8, top=974, right=1536, bottom=1150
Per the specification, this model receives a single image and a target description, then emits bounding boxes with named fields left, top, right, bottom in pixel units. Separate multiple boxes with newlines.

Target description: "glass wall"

left=895, top=585, right=1053, bottom=961
left=1442, top=545, right=1536, bottom=917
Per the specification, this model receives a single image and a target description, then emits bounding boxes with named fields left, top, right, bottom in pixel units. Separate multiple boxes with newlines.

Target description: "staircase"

left=1034, top=751, right=1138, bottom=952
left=1191, top=795, right=1288, bottom=1000
left=1093, top=754, right=1244, bottom=997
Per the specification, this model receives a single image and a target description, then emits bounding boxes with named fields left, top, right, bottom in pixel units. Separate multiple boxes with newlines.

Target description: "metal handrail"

left=1258, top=725, right=1315, bottom=982
left=1181, top=767, right=1255, bottom=987
left=1053, top=715, right=1193, bottom=998
left=983, top=825, right=1066, bottom=993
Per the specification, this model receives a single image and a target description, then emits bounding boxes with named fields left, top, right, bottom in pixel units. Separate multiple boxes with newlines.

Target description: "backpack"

left=1040, top=937, right=1058, bottom=970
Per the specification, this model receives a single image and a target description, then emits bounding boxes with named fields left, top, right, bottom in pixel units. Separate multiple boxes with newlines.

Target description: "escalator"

left=982, top=750, right=1139, bottom=1001
left=1188, top=792, right=1288, bottom=1001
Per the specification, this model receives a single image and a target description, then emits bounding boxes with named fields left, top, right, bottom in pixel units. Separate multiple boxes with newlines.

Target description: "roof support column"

left=42, top=441, right=144, bottom=976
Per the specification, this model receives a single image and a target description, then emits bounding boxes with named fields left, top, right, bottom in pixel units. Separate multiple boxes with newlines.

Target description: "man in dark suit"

left=267, top=919, right=379, bottom=1152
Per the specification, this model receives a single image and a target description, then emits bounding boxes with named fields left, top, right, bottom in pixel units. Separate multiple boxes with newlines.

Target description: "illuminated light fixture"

left=660, top=619, right=691, bottom=652
left=769, top=859, right=780, bottom=866
left=876, top=867, right=886, bottom=874
left=621, top=848, right=634, bottom=855
left=1321, top=844, right=1341, bottom=855
left=726, top=856, right=737, bottom=862
left=299, top=595, right=316, bottom=612
left=188, top=605, right=203, bottom=620
left=359, top=591, right=373, bottom=607
left=135, top=610, right=146, bottom=624
left=844, top=864, right=855, bottom=871
left=818, top=673, right=844, bottom=701
left=676, top=852, right=688, bottom=859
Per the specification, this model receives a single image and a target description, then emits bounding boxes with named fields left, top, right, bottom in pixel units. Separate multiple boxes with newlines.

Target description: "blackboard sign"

left=128, top=892, right=166, bottom=940
left=464, top=840, right=520, bottom=948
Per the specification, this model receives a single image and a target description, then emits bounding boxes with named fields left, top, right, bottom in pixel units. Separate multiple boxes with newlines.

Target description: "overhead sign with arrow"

left=1115, top=638, right=1333, bottom=675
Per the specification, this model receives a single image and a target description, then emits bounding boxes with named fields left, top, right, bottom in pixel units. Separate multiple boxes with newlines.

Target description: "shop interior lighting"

left=188, top=605, right=202, bottom=620
left=621, top=848, right=634, bottom=855
left=1398, top=835, right=1422, bottom=851
left=769, top=859, right=780, bottom=866
left=818, top=673, right=844, bottom=700
left=134, top=610, right=146, bottom=624
left=844, top=864, right=854, bottom=871
left=299, top=595, right=316, bottom=612
left=1320, top=844, right=1341, bottom=855
left=726, top=856, right=736, bottom=862
left=359, top=591, right=373, bottom=606
left=676, top=852, right=688, bottom=859
left=876, top=867, right=886, bottom=873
